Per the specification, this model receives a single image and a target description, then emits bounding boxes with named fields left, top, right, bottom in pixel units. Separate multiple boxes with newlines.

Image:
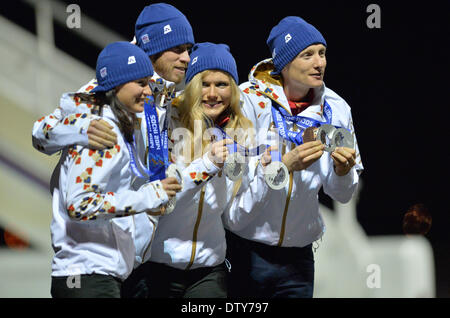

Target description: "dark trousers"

left=51, top=274, right=122, bottom=298
left=121, top=263, right=152, bottom=298
left=122, top=261, right=227, bottom=298
left=225, top=230, right=315, bottom=298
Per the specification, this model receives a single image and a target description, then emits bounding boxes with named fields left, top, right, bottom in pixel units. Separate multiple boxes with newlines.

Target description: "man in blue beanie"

left=223, top=16, right=364, bottom=298
left=135, top=3, right=194, bottom=86
left=31, top=3, right=195, bottom=298
left=33, top=3, right=194, bottom=154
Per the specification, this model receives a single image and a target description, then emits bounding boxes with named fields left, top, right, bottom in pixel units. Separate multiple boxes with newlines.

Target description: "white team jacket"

left=32, top=73, right=184, bottom=267
left=50, top=93, right=169, bottom=281
left=222, top=59, right=364, bottom=248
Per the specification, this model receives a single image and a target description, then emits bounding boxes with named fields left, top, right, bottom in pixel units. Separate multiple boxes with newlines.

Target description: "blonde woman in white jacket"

left=47, top=42, right=181, bottom=298
left=141, top=42, right=269, bottom=298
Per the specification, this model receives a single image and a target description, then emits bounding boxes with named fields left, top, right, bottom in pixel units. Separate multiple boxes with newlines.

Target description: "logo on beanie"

left=191, top=56, right=198, bottom=65
left=285, top=33, right=292, bottom=44
left=128, top=56, right=136, bottom=65
left=141, top=34, right=150, bottom=44
left=100, top=67, right=107, bottom=78
left=164, top=24, right=172, bottom=35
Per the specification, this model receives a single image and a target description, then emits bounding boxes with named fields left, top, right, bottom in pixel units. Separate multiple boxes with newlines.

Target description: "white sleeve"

left=65, top=142, right=168, bottom=222
left=322, top=103, right=362, bottom=203
left=323, top=165, right=359, bottom=203
left=31, top=93, right=99, bottom=155
left=31, top=79, right=99, bottom=155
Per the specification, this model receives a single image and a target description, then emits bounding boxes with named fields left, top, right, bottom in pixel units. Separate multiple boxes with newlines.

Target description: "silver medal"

left=331, top=128, right=354, bottom=149
left=264, top=161, right=289, bottom=190
left=164, top=196, right=176, bottom=215
left=224, top=152, right=245, bottom=181
left=316, top=124, right=337, bottom=152
left=166, top=164, right=184, bottom=190
left=164, top=164, right=183, bottom=215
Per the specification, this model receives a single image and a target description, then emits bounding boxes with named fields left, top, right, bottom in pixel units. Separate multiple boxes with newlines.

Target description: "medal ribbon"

left=144, top=96, right=170, bottom=181
left=125, top=135, right=151, bottom=180
left=270, top=99, right=335, bottom=146
left=210, top=126, right=269, bottom=160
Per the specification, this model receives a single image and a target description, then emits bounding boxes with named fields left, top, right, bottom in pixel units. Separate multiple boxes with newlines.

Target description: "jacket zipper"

left=277, top=140, right=294, bottom=247
left=261, top=90, right=297, bottom=247
left=277, top=171, right=293, bottom=247
left=132, top=214, right=157, bottom=264
left=185, top=186, right=206, bottom=270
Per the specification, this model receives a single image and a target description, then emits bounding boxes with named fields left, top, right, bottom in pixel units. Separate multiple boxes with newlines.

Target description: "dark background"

left=1, top=0, right=449, bottom=297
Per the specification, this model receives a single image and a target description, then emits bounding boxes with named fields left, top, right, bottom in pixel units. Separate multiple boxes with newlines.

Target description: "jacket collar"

left=149, top=72, right=185, bottom=108
left=248, top=59, right=326, bottom=116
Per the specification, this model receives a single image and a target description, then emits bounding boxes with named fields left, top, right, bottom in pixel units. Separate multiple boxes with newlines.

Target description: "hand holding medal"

left=163, top=164, right=184, bottom=214
left=270, top=98, right=356, bottom=178
left=303, top=125, right=356, bottom=176
left=331, top=146, right=356, bottom=176
left=208, top=128, right=247, bottom=182
left=224, top=151, right=245, bottom=181
left=313, top=124, right=354, bottom=152
left=322, top=125, right=356, bottom=175
left=262, top=146, right=290, bottom=190
left=208, top=138, right=244, bottom=181
left=280, top=140, right=325, bottom=173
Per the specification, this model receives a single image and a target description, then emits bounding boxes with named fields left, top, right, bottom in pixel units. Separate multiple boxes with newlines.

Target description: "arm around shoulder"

left=32, top=93, right=99, bottom=155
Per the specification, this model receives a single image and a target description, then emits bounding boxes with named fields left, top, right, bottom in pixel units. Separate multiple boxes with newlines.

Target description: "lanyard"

left=125, top=135, right=151, bottom=180
left=144, top=96, right=169, bottom=181
left=270, top=99, right=334, bottom=146
left=210, top=126, right=270, bottom=159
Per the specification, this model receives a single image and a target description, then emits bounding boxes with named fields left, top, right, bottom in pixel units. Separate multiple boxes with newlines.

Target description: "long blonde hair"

left=176, top=70, right=252, bottom=162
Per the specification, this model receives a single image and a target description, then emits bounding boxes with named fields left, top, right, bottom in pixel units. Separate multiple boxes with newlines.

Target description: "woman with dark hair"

left=49, top=42, right=181, bottom=298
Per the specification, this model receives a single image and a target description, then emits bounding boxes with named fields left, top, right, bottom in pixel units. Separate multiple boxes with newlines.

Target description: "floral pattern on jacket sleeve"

left=60, top=99, right=169, bottom=222
left=65, top=139, right=168, bottom=221
left=32, top=81, right=100, bottom=155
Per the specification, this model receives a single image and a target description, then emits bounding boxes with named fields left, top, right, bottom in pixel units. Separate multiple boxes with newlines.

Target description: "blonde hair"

left=176, top=70, right=252, bottom=162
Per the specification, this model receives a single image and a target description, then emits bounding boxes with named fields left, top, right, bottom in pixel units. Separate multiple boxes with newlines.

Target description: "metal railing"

left=0, top=0, right=127, bottom=115
left=24, top=0, right=126, bottom=50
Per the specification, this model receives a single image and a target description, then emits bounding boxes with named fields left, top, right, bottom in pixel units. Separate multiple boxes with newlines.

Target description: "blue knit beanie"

left=267, top=16, right=327, bottom=75
left=91, top=42, right=154, bottom=93
left=135, top=3, right=195, bottom=57
left=185, top=42, right=238, bottom=84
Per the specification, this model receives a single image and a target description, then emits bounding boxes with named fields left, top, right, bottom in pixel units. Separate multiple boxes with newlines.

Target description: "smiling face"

left=281, top=44, right=327, bottom=100
left=201, top=70, right=232, bottom=123
left=151, top=44, right=192, bottom=84
left=115, top=77, right=152, bottom=113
